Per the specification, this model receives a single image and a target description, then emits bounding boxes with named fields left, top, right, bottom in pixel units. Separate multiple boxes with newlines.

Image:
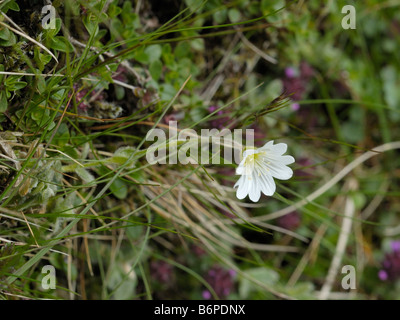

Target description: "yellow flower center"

left=242, top=151, right=270, bottom=177
left=244, top=151, right=266, bottom=167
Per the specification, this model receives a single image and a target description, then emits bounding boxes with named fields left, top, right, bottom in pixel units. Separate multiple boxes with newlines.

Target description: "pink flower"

left=208, top=105, right=231, bottom=129
left=203, top=266, right=236, bottom=299
left=285, top=67, right=296, bottom=78
left=378, top=240, right=400, bottom=281
left=282, top=62, right=315, bottom=111
left=277, top=211, right=301, bottom=231
left=378, top=270, right=388, bottom=281
left=291, top=103, right=300, bottom=111
left=202, top=290, right=212, bottom=300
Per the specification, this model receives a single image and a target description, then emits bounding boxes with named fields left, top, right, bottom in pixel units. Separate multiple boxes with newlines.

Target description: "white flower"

left=234, top=141, right=295, bottom=202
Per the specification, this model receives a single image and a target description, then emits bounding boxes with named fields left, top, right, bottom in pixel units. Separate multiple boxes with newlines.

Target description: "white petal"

left=249, top=189, right=261, bottom=202
left=235, top=159, right=246, bottom=174
left=248, top=174, right=261, bottom=202
left=278, top=155, right=295, bottom=165
left=268, top=162, right=293, bottom=180
left=258, top=172, right=276, bottom=196
left=235, top=175, right=250, bottom=200
left=260, top=140, right=274, bottom=151
left=270, top=143, right=287, bottom=156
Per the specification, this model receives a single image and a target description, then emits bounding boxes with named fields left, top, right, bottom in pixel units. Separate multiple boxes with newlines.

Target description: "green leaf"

left=0, top=26, right=11, bottom=40
left=2, top=0, right=20, bottom=12
left=239, top=267, right=279, bottom=299
left=0, top=27, right=16, bottom=46
left=0, top=64, right=4, bottom=83
left=52, top=122, right=70, bottom=147
left=381, top=65, right=400, bottom=121
left=284, top=282, right=315, bottom=299
left=0, top=92, right=8, bottom=113
left=5, top=75, right=23, bottom=87
left=108, top=4, right=122, bottom=18
left=98, top=65, right=113, bottom=83
left=115, top=85, right=125, bottom=100
left=149, top=60, right=163, bottom=81
left=175, top=42, right=191, bottom=59
left=133, top=47, right=149, bottom=64
left=108, top=266, right=136, bottom=299
left=10, top=81, right=27, bottom=91
left=162, top=44, right=175, bottom=69
left=110, top=178, right=128, bottom=200
left=261, top=0, right=285, bottom=13
left=95, top=28, right=107, bottom=42
left=30, top=107, right=45, bottom=121
left=184, top=0, right=202, bottom=12
left=109, top=146, right=137, bottom=169
left=50, top=36, right=73, bottom=52
left=144, top=45, right=162, bottom=63
left=228, top=8, right=241, bottom=23
left=190, top=38, right=204, bottom=51
left=83, top=13, right=99, bottom=36
left=160, top=83, right=177, bottom=101
left=342, top=106, right=365, bottom=143
left=75, top=167, right=95, bottom=184
left=351, top=191, right=367, bottom=210
left=34, top=48, right=45, bottom=71
left=213, top=9, right=227, bottom=24
left=45, top=18, right=62, bottom=39
left=36, top=76, right=46, bottom=94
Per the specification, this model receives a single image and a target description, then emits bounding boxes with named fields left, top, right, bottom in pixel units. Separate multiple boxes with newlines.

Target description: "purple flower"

left=150, top=260, right=173, bottom=284
left=277, top=211, right=301, bottom=231
left=71, top=85, right=89, bottom=111
left=285, top=67, right=296, bottom=78
left=192, top=245, right=206, bottom=257
left=391, top=241, right=400, bottom=252
left=228, top=269, right=237, bottom=278
left=378, top=240, right=400, bottom=281
left=282, top=61, right=314, bottom=110
left=299, top=61, right=314, bottom=79
left=69, top=84, right=105, bottom=112
left=208, top=105, right=218, bottom=113
left=163, top=111, right=184, bottom=124
left=208, top=105, right=231, bottom=129
left=291, top=103, right=300, bottom=111
left=378, top=270, right=388, bottom=281
left=112, top=65, right=128, bottom=82
left=283, top=77, right=306, bottom=101
left=202, top=290, right=212, bottom=300
left=203, top=266, right=236, bottom=299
